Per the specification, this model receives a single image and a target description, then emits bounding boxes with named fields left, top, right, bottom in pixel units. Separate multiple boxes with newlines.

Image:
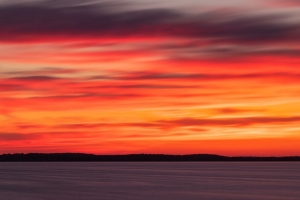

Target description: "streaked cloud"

left=159, top=116, right=300, bottom=127
left=0, top=132, right=41, bottom=141
left=1, top=0, right=300, bottom=155
left=0, top=0, right=299, bottom=46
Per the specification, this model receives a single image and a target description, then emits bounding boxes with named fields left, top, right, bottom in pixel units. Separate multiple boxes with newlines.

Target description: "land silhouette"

left=0, top=153, right=299, bottom=162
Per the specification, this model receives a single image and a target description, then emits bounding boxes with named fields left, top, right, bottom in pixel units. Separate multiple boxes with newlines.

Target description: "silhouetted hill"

left=0, top=153, right=299, bottom=162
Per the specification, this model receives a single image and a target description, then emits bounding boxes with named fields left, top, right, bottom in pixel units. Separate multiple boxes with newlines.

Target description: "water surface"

left=0, top=162, right=299, bottom=200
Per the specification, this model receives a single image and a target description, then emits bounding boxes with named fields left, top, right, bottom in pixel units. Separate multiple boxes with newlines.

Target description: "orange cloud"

left=1, top=0, right=300, bottom=155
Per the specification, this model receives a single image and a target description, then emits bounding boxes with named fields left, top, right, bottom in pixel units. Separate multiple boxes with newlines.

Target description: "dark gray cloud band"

left=0, top=0, right=300, bottom=46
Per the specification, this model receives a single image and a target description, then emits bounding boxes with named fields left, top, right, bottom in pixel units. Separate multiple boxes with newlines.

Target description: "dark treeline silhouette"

left=0, top=153, right=300, bottom=162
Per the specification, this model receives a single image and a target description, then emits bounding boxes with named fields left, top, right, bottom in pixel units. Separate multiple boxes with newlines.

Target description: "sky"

left=1, top=0, right=300, bottom=156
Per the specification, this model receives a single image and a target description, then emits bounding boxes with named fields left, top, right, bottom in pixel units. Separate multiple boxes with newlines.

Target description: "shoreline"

left=1, top=153, right=300, bottom=162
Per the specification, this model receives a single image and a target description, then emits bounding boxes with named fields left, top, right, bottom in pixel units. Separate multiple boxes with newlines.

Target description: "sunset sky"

left=1, top=0, right=300, bottom=156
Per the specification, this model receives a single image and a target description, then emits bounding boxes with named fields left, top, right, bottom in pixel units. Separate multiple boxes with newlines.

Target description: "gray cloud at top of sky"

left=0, top=0, right=260, bottom=9
left=0, top=0, right=300, bottom=46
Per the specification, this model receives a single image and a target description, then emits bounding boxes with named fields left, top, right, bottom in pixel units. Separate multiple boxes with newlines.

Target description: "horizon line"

left=1, top=152, right=300, bottom=157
